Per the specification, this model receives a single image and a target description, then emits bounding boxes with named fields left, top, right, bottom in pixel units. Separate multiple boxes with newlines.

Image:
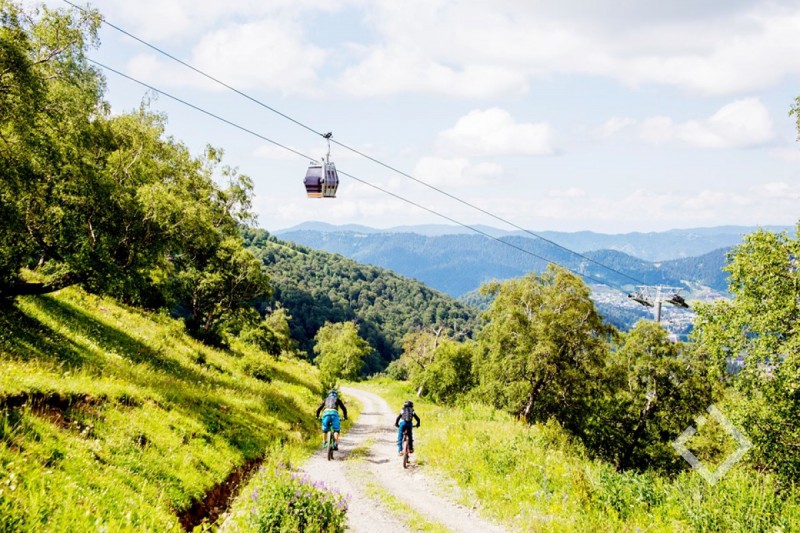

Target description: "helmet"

left=404, top=400, right=413, bottom=408
left=328, top=390, right=338, bottom=398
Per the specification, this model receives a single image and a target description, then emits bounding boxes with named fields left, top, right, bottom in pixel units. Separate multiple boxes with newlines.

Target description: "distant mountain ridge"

left=277, top=222, right=791, bottom=262
left=275, top=227, right=734, bottom=298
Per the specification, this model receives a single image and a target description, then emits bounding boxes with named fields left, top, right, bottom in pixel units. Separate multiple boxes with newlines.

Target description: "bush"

left=245, top=466, right=348, bottom=532
left=384, top=359, right=408, bottom=381
left=241, top=353, right=273, bottom=383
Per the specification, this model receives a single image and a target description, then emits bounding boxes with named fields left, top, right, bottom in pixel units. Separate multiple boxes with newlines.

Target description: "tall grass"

left=0, top=287, right=323, bottom=531
left=365, top=378, right=800, bottom=532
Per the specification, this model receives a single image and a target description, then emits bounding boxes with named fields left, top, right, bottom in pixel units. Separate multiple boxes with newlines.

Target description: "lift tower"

left=627, top=285, right=689, bottom=323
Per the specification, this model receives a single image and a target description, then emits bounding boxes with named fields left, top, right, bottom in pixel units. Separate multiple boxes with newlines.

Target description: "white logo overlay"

left=671, top=404, right=752, bottom=486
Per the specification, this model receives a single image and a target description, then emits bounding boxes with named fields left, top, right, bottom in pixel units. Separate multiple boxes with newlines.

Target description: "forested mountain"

left=275, top=229, right=732, bottom=297
left=243, top=229, right=479, bottom=372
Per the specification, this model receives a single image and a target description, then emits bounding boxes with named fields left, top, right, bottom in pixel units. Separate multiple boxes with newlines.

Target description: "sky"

left=30, top=0, right=800, bottom=233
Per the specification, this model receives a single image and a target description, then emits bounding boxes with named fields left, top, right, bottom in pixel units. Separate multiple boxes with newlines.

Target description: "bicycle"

left=326, top=430, right=336, bottom=461
left=400, top=423, right=419, bottom=469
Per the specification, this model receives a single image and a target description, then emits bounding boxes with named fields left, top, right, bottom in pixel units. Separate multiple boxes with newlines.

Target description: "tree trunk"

left=4, top=273, right=83, bottom=297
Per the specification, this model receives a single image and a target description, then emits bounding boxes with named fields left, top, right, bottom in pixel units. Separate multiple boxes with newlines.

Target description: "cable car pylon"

left=304, top=132, right=340, bottom=198
left=628, top=285, right=690, bottom=323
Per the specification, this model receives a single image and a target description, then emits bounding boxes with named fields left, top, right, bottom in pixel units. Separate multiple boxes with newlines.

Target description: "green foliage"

left=403, top=333, right=476, bottom=404
left=244, top=229, right=478, bottom=369
left=263, top=306, right=298, bottom=356
left=423, top=340, right=476, bottom=404
left=166, top=235, right=271, bottom=344
left=397, top=329, right=440, bottom=392
left=0, top=2, right=270, bottom=346
left=474, top=265, right=613, bottom=432
left=694, top=226, right=800, bottom=484
left=596, top=321, right=714, bottom=471
left=314, top=322, right=372, bottom=389
left=232, top=466, right=348, bottom=533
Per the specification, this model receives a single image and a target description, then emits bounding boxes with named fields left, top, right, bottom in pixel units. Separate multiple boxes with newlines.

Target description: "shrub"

left=245, top=466, right=348, bottom=532
left=240, top=353, right=273, bottom=383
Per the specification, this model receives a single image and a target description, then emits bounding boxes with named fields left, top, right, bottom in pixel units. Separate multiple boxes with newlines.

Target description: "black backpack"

left=401, top=405, right=415, bottom=422
left=324, top=395, right=338, bottom=409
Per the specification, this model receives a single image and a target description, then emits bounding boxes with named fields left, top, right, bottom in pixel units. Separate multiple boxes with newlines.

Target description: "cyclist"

left=395, top=400, right=421, bottom=455
left=316, top=389, right=348, bottom=450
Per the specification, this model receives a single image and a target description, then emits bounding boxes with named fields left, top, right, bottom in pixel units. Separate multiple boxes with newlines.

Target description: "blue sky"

left=32, top=0, right=800, bottom=233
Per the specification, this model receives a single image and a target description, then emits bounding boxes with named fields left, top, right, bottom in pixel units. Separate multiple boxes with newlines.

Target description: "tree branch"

left=4, top=272, right=84, bottom=297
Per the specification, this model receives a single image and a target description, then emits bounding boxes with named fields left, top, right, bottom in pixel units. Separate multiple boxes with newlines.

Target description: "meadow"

left=365, top=378, right=800, bottom=532
left=0, top=287, right=323, bottom=531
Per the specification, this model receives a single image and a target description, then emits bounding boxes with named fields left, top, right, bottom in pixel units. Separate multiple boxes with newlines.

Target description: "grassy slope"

left=0, top=287, right=322, bottom=531
left=365, top=379, right=800, bottom=533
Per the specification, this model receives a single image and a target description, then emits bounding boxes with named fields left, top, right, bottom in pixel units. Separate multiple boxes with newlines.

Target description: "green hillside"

left=244, top=229, right=479, bottom=372
left=0, top=287, right=323, bottom=531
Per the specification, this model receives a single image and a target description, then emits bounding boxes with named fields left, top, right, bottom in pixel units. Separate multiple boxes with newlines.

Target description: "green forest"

left=1, top=2, right=799, bottom=531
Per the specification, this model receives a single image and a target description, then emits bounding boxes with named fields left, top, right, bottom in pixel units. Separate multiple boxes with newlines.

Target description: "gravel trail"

left=299, top=387, right=509, bottom=533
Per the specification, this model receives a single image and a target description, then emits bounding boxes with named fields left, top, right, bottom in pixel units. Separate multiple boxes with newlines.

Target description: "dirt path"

left=299, top=387, right=509, bottom=533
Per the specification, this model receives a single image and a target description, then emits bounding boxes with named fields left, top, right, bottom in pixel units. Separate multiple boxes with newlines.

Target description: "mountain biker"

left=316, top=390, right=348, bottom=450
left=395, top=400, right=420, bottom=455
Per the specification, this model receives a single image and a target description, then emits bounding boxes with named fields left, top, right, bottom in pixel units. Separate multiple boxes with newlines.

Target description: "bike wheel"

left=328, top=434, right=334, bottom=461
left=402, top=433, right=409, bottom=469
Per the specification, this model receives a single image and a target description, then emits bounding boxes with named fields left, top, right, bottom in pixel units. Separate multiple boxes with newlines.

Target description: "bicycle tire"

left=402, top=430, right=409, bottom=469
left=327, top=433, right=334, bottom=461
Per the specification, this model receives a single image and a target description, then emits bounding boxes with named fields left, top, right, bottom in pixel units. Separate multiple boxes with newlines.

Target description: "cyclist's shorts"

left=321, top=411, right=341, bottom=432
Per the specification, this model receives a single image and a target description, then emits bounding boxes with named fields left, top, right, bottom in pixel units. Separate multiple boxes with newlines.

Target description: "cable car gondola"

left=304, top=132, right=339, bottom=198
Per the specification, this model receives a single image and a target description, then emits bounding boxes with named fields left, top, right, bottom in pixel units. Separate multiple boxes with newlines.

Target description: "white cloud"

left=189, top=20, right=327, bottom=94
left=413, top=157, right=503, bottom=187
left=770, top=147, right=800, bottom=162
left=598, top=117, right=636, bottom=138
left=525, top=181, right=800, bottom=228
left=336, top=0, right=800, bottom=97
left=86, top=0, right=800, bottom=98
left=547, top=187, right=587, bottom=199
left=126, top=18, right=328, bottom=94
left=609, top=98, right=774, bottom=149
left=100, top=0, right=346, bottom=41
left=335, top=48, right=529, bottom=98
left=435, top=108, right=555, bottom=157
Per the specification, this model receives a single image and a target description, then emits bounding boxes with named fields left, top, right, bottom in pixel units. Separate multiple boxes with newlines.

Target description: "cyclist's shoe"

left=409, top=449, right=415, bottom=454
left=397, top=451, right=403, bottom=456
left=333, top=443, right=339, bottom=451
left=323, top=442, right=328, bottom=448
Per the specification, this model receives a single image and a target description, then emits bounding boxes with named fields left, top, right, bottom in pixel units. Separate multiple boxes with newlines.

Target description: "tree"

left=694, top=227, right=800, bottom=483
left=168, top=236, right=271, bottom=344
left=263, top=306, right=297, bottom=356
left=399, top=328, right=443, bottom=396
left=474, top=265, right=614, bottom=433
left=599, top=321, right=713, bottom=471
left=0, top=2, right=271, bottom=345
left=415, top=339, right=476, bottom=404
left=313, top=322, right=372, bottom=390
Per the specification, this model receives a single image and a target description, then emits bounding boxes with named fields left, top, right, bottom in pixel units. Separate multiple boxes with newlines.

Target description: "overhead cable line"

left=87, top=58, right=616, bottom=289
left=64, top=0, right=646, bottom=287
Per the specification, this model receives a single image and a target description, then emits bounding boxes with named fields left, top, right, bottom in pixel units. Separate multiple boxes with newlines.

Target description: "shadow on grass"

left=4, top=294, right=320, bottom=469
left=0, top=306, right=90, bottom=368
left=30, top=295, right=188, bottom=376
left=173, top=385, right=318, bottom=458
left=269, top=364, right=322, bottom=396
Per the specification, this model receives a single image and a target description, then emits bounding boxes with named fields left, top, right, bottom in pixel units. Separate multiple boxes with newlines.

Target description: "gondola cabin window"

left=304, top=164, right=324, bottom=198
